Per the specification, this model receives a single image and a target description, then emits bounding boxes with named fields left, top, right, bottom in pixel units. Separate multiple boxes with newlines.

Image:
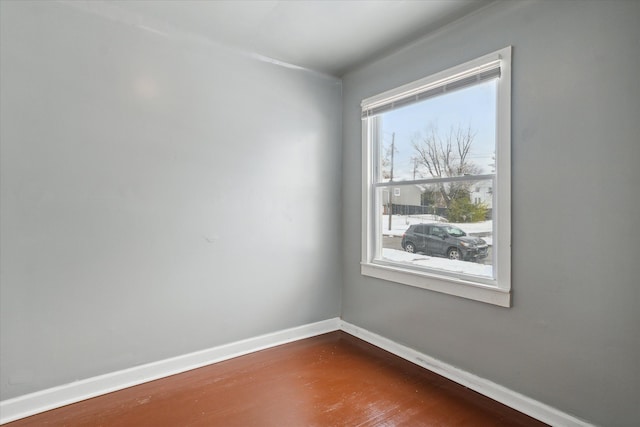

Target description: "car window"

left=444, top=226, right=466, bottom=237
left=430, top=226, right=445, bottom=237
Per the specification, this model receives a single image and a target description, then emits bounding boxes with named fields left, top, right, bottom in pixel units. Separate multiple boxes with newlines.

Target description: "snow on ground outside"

left=382, top=214, right=493, bottom=245
left=379, top=215, right=494, bottom=277
left=382, top=248, right=493, bottom=277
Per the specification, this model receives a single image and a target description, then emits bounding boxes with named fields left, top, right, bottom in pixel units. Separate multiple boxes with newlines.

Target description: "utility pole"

left=388, top=132, right=395, bottom=231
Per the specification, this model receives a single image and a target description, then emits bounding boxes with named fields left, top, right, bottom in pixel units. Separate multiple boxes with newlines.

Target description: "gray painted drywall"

left=341, top=1, right=639, bottom=426
left=0, top=1, right=342, bottom=399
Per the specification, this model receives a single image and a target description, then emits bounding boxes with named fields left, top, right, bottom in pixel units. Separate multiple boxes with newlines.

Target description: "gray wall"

left=0, top=1, right=342, bottom=399
left=341, top=1, right=639, bottom=426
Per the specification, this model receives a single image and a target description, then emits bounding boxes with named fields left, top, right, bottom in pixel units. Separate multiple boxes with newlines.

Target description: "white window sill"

left=361, top=262, right=511, bottom=307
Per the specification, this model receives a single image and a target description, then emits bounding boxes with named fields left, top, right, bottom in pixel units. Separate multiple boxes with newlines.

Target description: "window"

left=361, top=47, right=511, bottom=307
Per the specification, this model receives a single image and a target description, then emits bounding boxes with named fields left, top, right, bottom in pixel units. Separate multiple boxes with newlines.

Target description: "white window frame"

left=361, top=47, right=512, bottom=307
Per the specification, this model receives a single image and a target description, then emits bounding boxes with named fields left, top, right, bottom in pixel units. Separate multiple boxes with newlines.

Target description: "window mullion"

left=374, top=174, right=495, bottom=187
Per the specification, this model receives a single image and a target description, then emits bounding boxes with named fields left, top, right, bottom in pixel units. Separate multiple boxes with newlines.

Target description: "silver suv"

left=401, top=223, right=488, bottom=262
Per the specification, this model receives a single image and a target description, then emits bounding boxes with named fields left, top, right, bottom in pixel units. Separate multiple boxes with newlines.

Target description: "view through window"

left=375, top=79, right=496, bottom=279
left=361, top=47, right=511, bottom=305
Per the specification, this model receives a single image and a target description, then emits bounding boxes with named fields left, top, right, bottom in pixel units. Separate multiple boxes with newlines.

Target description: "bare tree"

left=412, top=124, right=480, bottom=208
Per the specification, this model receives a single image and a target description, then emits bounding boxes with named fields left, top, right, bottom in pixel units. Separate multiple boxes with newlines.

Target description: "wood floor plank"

left=6, top=331, right=547, bottom=426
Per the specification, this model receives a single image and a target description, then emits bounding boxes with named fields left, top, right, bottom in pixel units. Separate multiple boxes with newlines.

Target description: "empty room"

left=1, top=1, right=638, bottom=426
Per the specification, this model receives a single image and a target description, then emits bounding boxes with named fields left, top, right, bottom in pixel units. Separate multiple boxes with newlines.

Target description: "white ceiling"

left=103, top=0, right=493, bottom=77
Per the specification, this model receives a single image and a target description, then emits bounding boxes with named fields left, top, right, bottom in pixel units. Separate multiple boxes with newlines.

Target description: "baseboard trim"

left=339, top=320, right=594, bottom=427
left=1, top=318, right=594, bottom=426
left=0, top=318, right=341, bottom=425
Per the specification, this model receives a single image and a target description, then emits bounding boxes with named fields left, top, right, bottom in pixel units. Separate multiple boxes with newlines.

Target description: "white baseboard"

left=339, top=320, right=594, bottom=427
left=0, top=318, right=341, bottom=425
left=1, top=318, right=594, bottom=427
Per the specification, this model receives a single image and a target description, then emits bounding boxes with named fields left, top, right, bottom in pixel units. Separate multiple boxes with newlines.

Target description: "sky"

left=378, top=79, right=497, bottom=182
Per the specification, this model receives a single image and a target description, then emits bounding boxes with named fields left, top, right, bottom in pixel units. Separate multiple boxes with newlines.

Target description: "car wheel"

left=405, top=242, right=416, bottom=253
left=447, top=247, right=462, bottom=260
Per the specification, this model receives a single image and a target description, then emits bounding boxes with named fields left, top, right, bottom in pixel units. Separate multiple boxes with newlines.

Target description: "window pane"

left=376, top=80, right=496, bottom=183
left=376, top=179, right=494, bottom=279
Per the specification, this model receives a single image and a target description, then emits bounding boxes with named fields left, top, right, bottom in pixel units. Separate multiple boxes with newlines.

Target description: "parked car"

left=401, top=223, right=488, bottom=262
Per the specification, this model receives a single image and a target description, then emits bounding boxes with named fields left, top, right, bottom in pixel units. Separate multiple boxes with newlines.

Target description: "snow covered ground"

left=379, top=214, right=494, bottom=277
left=382, top=248, right=493, bottom=277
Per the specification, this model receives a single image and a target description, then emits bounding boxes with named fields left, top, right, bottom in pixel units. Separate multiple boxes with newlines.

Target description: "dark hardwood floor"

left=7, top=331, right=547, bottom=426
